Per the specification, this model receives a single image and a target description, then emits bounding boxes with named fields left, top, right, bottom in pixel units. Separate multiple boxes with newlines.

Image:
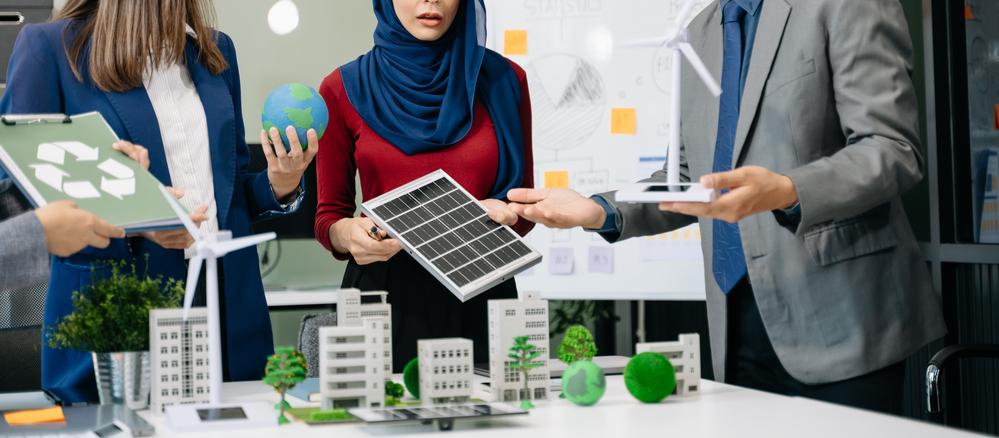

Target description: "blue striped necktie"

left=711, top=2, right=748, bottom=294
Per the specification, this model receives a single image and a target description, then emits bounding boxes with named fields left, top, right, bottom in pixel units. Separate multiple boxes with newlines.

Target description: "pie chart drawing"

left=526, top=54, right=606, bottom=152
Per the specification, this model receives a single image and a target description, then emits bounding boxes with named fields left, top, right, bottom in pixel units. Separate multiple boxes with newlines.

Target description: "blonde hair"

left=56, top=0, right=227, bottom=92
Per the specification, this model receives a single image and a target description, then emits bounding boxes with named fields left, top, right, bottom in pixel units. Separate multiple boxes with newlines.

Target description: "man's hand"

left=506, top=188, right=606, bottom=229
left=34, top=201, right=125, bottom=256
left=659, top=166, right=798, bottom=223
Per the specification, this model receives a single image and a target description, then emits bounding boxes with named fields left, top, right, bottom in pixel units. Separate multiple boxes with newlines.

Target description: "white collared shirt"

left=143, top=29, right=219, bottom=258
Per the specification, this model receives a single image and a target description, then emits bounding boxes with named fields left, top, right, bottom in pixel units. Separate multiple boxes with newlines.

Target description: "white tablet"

left=614, top=183, right=717, bottom=203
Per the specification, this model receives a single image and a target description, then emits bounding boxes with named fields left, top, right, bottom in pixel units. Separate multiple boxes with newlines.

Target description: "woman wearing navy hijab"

left=315, top=0, right=534, bottom=369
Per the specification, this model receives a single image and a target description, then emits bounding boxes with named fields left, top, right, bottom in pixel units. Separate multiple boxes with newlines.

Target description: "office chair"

left=0, top=280, right=47, bottom=392
left=925, top=344, right=999, bottom=421
left=297, top=312, right=337, bottom=378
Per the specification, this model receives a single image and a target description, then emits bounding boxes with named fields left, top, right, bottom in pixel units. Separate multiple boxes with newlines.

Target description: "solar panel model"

left=361, top=170, right=542, bottom=302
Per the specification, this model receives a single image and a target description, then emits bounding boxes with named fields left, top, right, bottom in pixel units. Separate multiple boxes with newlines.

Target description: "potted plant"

left=48, top=260, right=184, bottom=409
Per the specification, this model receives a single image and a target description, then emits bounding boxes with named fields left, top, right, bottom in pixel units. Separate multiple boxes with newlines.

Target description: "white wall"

left=213, top=0, right=376, bottom=142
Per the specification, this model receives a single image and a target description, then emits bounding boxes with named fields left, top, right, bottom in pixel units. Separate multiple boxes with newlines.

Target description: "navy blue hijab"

left=341, top=0, right=525, bottom=198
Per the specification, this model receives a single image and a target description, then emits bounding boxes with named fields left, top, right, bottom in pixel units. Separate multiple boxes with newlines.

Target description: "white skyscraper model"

left=150, top=308, right=211, bottom=413
left=636, top=333, right=701, bottom=396
left=418, top=338, right=473, bottom=404
left=337, top=289, right=392, bottom=379
left=487, top=291, right=550, bottom=403
left=319, top=317, right=386, bottom=410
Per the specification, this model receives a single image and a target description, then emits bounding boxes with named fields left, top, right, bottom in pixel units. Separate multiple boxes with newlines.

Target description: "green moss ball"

left=624, top=352, right=676, bottom=403
left=561, top=360, right=606, bottom=406
left=403, top=358, right=420, bottom=399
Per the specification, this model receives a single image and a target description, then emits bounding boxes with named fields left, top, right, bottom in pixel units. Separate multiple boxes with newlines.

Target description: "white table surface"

left=136, top=375, right=986, bottom=437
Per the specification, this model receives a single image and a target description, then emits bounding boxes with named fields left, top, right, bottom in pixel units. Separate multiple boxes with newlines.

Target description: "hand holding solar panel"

left=361, top=170, right=543, bottom=302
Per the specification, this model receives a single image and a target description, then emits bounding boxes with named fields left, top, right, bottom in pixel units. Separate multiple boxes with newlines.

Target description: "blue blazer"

left=0, top=20, right=298, bottom=402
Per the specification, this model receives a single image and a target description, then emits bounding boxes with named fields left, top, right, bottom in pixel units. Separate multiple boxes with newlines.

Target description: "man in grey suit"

left=0, top=180, right=124, bottom=291
left=508, top=0, right=945, bottom=414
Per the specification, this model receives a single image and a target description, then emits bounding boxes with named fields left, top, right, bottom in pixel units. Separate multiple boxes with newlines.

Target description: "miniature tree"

left=263, top=346, right=308, bottom=425
left=402, top=358, right=420, bottom=399
left=558, top=325, right=597, bottom=365
left=385, top=380, right=405, bottom=406
left=508, top=335, right=544, bottom=410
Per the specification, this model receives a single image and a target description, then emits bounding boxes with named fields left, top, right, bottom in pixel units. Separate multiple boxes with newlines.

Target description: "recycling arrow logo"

left=28, top=141, right=136, bottom=200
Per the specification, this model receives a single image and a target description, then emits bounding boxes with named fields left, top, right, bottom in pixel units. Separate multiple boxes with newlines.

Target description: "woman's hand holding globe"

left=260, top=83, right=329, bottom=201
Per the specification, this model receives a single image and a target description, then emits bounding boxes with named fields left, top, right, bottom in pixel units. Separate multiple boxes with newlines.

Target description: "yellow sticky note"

left=611, top=108, right=637, bottom=135
left=544, top=170, right=570, bottom=189
left=504, top=30, right=528, bottom=56
left=4, top=406, right=65, bottom=426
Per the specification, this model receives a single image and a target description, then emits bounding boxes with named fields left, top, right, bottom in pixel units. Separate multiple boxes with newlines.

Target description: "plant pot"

left=92, top=351, right=150, bottom=409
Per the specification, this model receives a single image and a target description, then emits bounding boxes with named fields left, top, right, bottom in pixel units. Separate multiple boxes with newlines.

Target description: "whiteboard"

left=485, top=0, right=714, bottom=301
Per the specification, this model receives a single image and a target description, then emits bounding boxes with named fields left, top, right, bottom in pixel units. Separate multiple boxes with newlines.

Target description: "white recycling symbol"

left=28, top=141, right=136, bottom=200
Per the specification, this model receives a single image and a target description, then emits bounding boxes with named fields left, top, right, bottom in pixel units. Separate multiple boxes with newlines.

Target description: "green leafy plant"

left=549, top=301, right=618, bottom=338
left=263, top=346, right=309, bottom=425
left=558, top=325, right=597, bottom=365
left=508, top=335, right=544, bottom=410
left=48, top=260, right=184, bottom=352
left=385, top=380, right=405, bottom=406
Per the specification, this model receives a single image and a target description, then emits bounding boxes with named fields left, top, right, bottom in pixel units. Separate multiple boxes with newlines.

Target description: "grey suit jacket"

left=0, top=180, right=49, bottom=291
left=597, top=0, right=945, bottom=384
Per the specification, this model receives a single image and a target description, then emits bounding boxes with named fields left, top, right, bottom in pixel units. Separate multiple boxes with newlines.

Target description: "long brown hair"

left=56, top=0, right=228, bottom=92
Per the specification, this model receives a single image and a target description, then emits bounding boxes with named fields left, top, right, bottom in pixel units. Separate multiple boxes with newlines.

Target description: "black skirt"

left=341, top=252, right=517, bottom=371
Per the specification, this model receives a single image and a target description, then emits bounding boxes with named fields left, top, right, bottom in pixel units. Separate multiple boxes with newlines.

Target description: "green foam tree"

left=624, top=352, right=676, bottom=403
left=557, top=325, right=597, bottom=398
left=509, top=335, right=545, bottom=410
left=263, top=346, right=308, bottom=425
left=403, top=358, right=420, bottom=399
left=385, top=380, right=405, bottom=406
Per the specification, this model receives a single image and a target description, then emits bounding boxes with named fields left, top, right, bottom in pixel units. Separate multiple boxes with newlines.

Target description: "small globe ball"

left=561, top=360, right=606, bottom=406
left=261, top=83, right=329, bottom=151
left=624, top=352, right=676, bottom=403
left=403, top=358, right=420, bottom=399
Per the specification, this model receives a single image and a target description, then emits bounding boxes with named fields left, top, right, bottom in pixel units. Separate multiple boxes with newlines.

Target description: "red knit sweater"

left=314, top=62, right=535, bottom=259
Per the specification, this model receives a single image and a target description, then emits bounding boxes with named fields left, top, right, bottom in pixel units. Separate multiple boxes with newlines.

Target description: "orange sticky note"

left=965, top=4, right=974, bottom=20
left=611, top=108, right=637, bottom=135
left=504, top=30, right=528, bottom=56
left=544, top=170, right=570, bottom=189
left=3, top=406, right=65, bottom=426
left=994, top=103, right=999, bottom=130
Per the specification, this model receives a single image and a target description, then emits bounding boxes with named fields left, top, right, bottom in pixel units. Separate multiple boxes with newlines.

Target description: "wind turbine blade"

left=616, top=36, right=667, bottom=49
left=678, top=42, right=722, bottom=96
left=158, top=185, right=203, bottom=241
left=208, top=233, right=276, bottom=257
left=182, top=256, right=203, bottom=321
left=673, top=0, right=699, bottom=29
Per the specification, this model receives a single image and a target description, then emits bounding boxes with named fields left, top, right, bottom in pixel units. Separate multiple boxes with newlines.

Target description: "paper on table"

left=3, top=406, right=65, bottom=426
left=549, top=247, right=574, bottom=275
left=588, top=246, right=614, bottom=273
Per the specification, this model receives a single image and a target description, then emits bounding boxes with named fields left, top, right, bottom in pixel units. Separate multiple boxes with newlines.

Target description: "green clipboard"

left=0, top=112, right=185, bottom=233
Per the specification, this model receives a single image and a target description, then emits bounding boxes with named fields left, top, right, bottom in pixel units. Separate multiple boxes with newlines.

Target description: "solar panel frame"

left=360, top=170, right=543, bottom=302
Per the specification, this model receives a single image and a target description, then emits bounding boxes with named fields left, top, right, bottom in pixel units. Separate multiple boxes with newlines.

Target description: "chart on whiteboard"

left=485, top=0, right=714, bottom=300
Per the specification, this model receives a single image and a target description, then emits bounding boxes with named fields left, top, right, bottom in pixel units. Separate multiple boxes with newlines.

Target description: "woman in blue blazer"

left=0, top=0, right=317, bottom=403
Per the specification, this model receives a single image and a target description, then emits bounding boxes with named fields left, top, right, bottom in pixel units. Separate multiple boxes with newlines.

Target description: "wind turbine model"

left=158, top=186, right=278, bottom=432
left=615, top=0, right=723, bottom=203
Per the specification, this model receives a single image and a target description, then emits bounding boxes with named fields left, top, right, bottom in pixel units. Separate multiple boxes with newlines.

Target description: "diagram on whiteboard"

left=487, top=0, right=714, bottom=300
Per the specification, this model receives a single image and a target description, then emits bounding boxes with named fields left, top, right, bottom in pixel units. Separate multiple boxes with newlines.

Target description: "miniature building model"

left=337, top=289, right=392, bottom=378
left=636, top=333, right=701, bottom=396
left=319, top=317, right=386, bottom=410
left=149, top=308, right=211, bottom=413
left=418, top=338, right=474, bottom=404
left=487, top=291, right=550, bottom=403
